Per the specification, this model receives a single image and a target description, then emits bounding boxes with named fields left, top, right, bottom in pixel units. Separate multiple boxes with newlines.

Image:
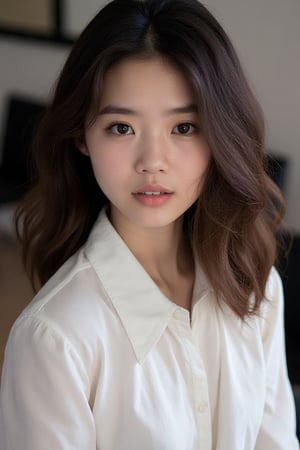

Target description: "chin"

left=130, top=210, right=184, bottom=230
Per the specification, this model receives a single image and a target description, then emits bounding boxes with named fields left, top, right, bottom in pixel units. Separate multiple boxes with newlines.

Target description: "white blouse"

left=0, top=209, right=299, bottom=450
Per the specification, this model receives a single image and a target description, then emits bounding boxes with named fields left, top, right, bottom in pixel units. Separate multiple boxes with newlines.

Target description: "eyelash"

left=105, top=122, right=198, bottom=136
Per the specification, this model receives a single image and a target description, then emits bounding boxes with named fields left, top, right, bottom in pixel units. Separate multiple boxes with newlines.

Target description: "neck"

left=110, top=213, right=193, bottom=281
left=109, top=209, right=195, bottom=311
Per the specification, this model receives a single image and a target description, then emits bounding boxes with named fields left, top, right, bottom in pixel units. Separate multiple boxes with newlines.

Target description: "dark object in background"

left=266, top=152, right=300, bottom=436
left=265, top=153, right=300, bottom=383
left=0, top=95, right=46, bottom=203
left=278, top=235, right=300, bottom=384
left=277, top=233, right=300, bottom=438
left=265, top=153, right=289, bottom=194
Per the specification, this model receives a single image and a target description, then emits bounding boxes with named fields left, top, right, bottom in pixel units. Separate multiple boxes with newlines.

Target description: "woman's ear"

left=75, top=138, right=89, bottom=156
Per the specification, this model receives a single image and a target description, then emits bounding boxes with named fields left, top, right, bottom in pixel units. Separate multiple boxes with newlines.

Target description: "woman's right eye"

left=107, top=123, right=134, bottom=135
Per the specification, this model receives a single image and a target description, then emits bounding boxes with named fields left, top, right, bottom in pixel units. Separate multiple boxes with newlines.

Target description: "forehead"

left=99, top=56, right=194, bottom=108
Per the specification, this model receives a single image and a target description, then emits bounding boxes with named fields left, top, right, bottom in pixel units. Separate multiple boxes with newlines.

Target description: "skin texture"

left=79, top=56, right=211, bottom=309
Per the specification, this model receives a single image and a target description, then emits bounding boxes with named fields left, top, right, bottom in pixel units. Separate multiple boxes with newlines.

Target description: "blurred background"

left=0, top=0, right=299, bottom=434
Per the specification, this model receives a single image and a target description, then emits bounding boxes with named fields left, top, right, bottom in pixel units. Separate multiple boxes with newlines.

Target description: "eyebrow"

left=98, top=103, right=198, bottom=116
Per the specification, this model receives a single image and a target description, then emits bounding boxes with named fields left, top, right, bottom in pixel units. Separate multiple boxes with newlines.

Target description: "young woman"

left=0, top=0, right=298, bottom=449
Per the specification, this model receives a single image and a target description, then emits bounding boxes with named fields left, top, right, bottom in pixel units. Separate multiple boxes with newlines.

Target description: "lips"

left=137, top=191, right=168, bottom=195
left=133, top=185, right=173, bottom=195
left=132, top=184, right=173, bottom=207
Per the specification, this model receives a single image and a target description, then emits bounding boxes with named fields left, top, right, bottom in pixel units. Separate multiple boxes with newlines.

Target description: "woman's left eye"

left=172, top=123, right=197, bottom=135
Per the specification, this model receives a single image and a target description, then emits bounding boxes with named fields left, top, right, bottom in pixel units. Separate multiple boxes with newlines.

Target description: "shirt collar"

left=84, top=209, right=210, bottom=364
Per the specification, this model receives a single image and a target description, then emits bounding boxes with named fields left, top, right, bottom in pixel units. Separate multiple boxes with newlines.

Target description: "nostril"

left=135, top=156, right=168, bottom=174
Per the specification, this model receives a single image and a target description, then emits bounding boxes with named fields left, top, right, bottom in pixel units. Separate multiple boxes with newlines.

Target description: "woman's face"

left=79, top=56, right=211, bottom=234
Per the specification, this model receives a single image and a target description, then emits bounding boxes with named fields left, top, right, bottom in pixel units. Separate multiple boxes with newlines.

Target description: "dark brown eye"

left=109, top=123, right=133, bottom=135
left=116, top=124, right=130, bottom=134
left=173, top=123, right=196, bottom=135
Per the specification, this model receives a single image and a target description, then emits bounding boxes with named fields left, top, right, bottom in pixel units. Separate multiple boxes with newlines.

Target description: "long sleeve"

left=255, top=268, right=299, bottom=449
left=0, top=315, right=96, bottom=450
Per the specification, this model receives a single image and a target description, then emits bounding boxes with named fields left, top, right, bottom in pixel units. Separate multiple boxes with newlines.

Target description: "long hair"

left=16, top=0, right=285, bottom=318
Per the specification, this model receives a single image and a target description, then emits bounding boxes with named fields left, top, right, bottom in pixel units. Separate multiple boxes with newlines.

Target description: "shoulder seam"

left=15, top=313, right=90, bottom=380
left=32, top=260, right=92, bottom=313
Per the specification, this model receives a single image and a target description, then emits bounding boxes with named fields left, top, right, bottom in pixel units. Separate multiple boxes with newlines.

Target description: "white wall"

left=0, top=0, right=299, bottom=230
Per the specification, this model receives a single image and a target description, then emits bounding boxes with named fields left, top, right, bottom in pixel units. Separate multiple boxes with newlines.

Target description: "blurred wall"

left=205, top=0, right=300, bottom=233
left=0, top=0, right=299, bottom=230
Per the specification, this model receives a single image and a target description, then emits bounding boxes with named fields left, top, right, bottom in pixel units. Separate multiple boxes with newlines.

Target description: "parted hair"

left=16, top=0, right=285, bottom=318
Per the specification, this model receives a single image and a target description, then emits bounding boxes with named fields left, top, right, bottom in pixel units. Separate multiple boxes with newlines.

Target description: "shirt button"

left=197, top=401, right=208, bottom=413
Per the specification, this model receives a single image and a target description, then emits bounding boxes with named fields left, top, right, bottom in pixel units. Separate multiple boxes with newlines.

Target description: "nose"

left=134, top=135, right=169, bottom=174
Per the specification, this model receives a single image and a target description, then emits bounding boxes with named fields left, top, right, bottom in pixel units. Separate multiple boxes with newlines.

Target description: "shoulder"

left=256, top=267, right=286, bottom=352
left=220, top=267, right=285, bottom=345
left=259, top=267, right=284, bottom=324
left=9, top=247, right=119, bottom=366
left=264, top=266, right=284, bottom=303
left=8, top=209, right=137, bottom=366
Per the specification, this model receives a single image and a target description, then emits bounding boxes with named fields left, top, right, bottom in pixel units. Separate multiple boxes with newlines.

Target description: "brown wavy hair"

left=16, top=0, right=285, bottom=318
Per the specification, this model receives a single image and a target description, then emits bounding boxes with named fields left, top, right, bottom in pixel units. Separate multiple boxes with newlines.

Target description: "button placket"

left=173, top=314, right=212, bottom=449
left=189, top=349, right=212, bottom=449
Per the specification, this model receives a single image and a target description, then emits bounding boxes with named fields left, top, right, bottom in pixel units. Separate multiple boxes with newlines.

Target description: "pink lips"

left=133, top=184, right=173, bottom=195
left=132, top=184, right=173, bottom=207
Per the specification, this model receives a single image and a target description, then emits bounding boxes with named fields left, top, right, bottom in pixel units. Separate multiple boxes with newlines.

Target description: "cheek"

left=89, top=149, right=116, bottom=176
left=183, top=149, right=211, bottom=180
left=88, top=151, right=110, bottom=187
left=88, top=150, right=130, bottom=196
left=184, top=150, right=211, bottom=196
